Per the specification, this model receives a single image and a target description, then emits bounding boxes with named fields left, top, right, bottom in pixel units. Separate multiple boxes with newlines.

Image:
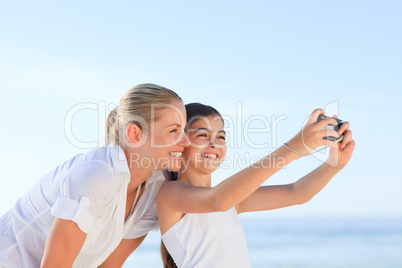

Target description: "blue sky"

left=0, top=1, right=401, bottom=218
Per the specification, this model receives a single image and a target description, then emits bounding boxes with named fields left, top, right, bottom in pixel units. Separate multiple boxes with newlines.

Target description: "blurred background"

left=1, top=1, right=401, bottom=267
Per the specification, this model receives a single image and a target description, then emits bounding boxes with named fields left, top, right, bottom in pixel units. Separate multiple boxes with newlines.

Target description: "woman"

left=0, top=84, right=189, bottom=267
left=158, top=103, right=355, bottom=268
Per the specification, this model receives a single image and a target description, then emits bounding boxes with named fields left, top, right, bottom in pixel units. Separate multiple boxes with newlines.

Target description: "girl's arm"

left=236, top=123, right=355, bottom=213
left=158, top=145, right=298, bottom=214
left=158, top=109, right=340, bottom=215
left=41, top=218, right=87, bottom=268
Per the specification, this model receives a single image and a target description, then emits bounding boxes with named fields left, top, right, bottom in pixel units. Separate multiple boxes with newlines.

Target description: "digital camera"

left=317, top=115, right=344, bottom=143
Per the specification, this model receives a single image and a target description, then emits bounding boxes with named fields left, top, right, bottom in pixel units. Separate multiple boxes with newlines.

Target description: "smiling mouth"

left=169, top=152, right=182, bottom=158
left=201, top=153, right=218, bottom=159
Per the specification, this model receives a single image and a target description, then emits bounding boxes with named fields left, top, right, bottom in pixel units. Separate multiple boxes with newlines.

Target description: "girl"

left=0, top=84, right=190, bottom=267
left=158, top=103, right=355, bottom=268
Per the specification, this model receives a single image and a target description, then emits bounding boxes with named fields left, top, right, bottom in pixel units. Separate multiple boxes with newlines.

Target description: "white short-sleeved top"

left=162, top=207, right=251, bottom=268
left=0, top=145, right=165, bottom=268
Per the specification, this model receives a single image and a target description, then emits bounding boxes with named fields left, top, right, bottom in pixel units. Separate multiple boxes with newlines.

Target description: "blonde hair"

left=105, top=83, right=182, bottom=146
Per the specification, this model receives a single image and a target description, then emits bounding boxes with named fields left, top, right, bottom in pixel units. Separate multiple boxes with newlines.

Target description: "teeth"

left=201, top=153, right=217, bottom=159
left=169, top=152, right=182, bottom=157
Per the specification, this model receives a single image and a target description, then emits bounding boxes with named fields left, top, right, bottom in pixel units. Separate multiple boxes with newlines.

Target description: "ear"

left=126, top=123, right=143, bottom=145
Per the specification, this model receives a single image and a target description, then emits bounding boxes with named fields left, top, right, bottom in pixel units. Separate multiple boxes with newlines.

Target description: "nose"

left=178, top=133, right=190, bottom=148
left=209, top=142, right=215, bottom=149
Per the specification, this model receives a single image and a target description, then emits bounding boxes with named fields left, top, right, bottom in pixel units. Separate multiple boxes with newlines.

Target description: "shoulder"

left=68, top=145, right=126, bottom=180
left=63, top=160, right=120, bottom=201
left=157, top=181, right=202, bottom=206
left=159, top=181, right=191, bottom=194
left=68, top=160, right=116, bottom=183
left=157, top=181, right=185, bottom=202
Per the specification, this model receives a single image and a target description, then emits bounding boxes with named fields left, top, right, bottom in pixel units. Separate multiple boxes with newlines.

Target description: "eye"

left=170, top=128, right=178, bottom=133
left=218, top=135, right=226, bottom=140
left=197, top=133, right=207, bottom=137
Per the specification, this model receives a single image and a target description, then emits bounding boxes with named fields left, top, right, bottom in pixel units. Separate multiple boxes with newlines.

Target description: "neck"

left=124, top=150, right=156, bottom=194
left=177, top=167, right=212, bottom=187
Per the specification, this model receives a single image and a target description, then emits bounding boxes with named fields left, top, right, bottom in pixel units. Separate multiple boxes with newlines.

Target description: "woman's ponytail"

left=105, top=107, right=118, bottom=145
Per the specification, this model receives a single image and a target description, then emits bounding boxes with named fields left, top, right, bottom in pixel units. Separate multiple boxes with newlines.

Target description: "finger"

left=333, top=115, right=338, bottom=119
left=338, top=132, right=349, bottom=150
left=318, top=129, right=340, bottom=139
left=323, top=139, right=339, bottom=149
left=314, top=117, right=340, bottom=130
left=343, top=139, right=356, bottom=153
left=340, top=130, right=352, bottom=149
left=337, top=121, right=350, bottom=135
left=306, top=108, right=324, bottom=125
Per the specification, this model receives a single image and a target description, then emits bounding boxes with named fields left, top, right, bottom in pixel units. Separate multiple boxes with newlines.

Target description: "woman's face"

left=181, top=114, right=227, bottom=174
left=131, top=100, right=190, bottom=172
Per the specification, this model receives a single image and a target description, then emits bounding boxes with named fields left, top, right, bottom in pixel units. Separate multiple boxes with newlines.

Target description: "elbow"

left=295, top=196, right=313, bottom=205
left=291, top=185, right=314, bottom=206
left=215, top=201, right=232, bottom=212
left=211, top=191, right=233, bottom=212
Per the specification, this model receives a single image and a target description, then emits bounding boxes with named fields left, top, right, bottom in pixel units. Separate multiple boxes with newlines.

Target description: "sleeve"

left=50, top=161, right=118, bottom=234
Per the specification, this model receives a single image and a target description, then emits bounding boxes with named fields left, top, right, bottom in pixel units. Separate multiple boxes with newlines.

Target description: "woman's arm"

left=98, top=235, right=147, bottom=268
left=235, top=163, right=344, bottom=213
left=236, top=124, right=355, bottom=213
left=41, top=218, right=87, bottom=268
left=42, top=221, right=147, bottom=268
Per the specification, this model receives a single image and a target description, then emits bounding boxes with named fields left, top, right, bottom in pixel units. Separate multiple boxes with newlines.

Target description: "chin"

left=168, top=164, right=182, bottom=172
left=203, top=162, right=221, bottom=172
left=197, top=164, right=217, bottom=173
left=206, top=167, right=218, bottom=173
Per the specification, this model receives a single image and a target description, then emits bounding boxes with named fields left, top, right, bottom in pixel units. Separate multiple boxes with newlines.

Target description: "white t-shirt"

left=0, top=145, right=164, bottom=268
left=162, top=207, right=251, bottom=268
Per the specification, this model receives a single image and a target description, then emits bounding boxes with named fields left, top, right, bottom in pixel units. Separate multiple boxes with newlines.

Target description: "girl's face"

left=182, top=114, right=227, bottom=174
left=131, top=100, right=190, bottom=172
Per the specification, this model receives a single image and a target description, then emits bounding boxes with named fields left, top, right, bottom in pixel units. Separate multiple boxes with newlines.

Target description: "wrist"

left=286, top=134, right=310, bottom=156
left=276, top=144, right=302, bottom=162
left=323, top=159, right=345, bottom=171
left=283, top=143, right=304, bottom=159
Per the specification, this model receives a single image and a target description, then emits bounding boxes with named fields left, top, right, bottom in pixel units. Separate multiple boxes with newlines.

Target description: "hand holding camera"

left=285, top=109, right=355, bottom=167
left=285, top=109, right=339, bottom=155
left=316, top=114, right=344, bottom=143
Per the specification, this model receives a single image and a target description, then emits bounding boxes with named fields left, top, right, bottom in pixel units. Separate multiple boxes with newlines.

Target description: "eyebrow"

left=166, top=123, right=182, bottom=128
left=193, top=128, right=226, bottom=135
